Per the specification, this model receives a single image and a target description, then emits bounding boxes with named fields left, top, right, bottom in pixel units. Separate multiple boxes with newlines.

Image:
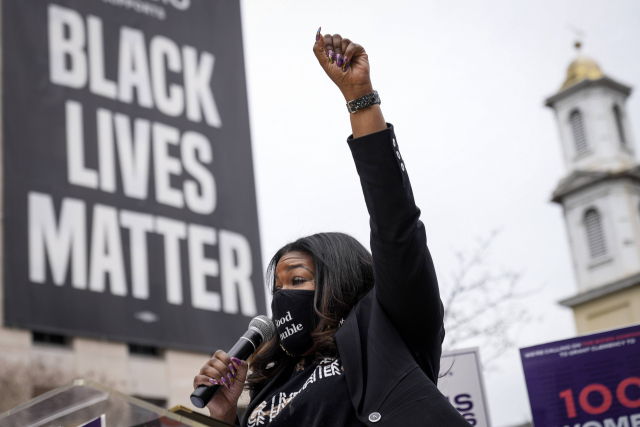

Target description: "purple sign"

left=80, top=414, right=105, bottom=427
left=520, top=324, right=640, bottom=427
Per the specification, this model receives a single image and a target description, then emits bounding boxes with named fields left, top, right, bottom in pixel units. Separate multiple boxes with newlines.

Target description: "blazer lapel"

left=335, top=294, right=368, bottom=415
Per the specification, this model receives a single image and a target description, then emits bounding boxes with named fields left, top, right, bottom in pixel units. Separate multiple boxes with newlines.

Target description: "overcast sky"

left=239, top=1, right=640, bottom=425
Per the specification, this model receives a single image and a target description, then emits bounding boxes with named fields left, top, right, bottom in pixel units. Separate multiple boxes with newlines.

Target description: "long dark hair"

left=246, top=232, right=374, bottom=391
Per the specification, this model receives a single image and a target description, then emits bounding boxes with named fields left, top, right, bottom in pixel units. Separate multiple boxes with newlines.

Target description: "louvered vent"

left=613, top=105, right=626, bottom=146
left=585, top=209, right=607, bottom=259
left=570, top=110, right=588, bottom=155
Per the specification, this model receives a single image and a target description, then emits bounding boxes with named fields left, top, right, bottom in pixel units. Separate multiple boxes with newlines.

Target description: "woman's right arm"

left=313, top=31, right=444, bottom=377
left=192, top=351, right=247, bottom=423
left=347, top=125, right=444, bottom=374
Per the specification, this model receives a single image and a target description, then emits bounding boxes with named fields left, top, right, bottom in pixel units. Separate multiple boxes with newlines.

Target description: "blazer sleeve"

left=347, top=123, right=444, bottom=371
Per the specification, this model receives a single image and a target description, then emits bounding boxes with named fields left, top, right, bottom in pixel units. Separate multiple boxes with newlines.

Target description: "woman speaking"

left=193, top=29, right=470, bottom=426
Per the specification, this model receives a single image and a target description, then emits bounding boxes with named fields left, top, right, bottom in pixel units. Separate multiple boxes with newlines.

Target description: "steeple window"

left=584, top=208, right=607, bottom=259
left=570, top=109, right=588, bottom=155
left=613, top=105, right=627, bottom=147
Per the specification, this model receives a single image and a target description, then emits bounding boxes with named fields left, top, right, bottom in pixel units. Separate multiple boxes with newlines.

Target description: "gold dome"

left=560, top=56, right=604, bottom=90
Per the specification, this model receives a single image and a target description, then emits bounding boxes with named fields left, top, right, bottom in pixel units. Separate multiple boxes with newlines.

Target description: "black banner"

left=3, top=0, right=265, bottom=353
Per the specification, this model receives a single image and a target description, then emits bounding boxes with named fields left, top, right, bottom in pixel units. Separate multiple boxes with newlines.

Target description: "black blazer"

left=243, top=125, right=469, bottom=426
left=334, top=124, right=469, bottom=425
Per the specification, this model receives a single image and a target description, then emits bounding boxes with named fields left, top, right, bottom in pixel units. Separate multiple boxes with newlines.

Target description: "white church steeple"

left=548, top=44, right=640, bottom=297
left=546, top=42, right=635, bottom=174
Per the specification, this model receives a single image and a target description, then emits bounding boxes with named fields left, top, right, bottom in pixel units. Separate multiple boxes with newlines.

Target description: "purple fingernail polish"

left=221, top=376, right=228, bottom=387
left=231, top=357, right=242, bottom=365
left=342, top=57, right=349, bottom=72
left=229, top=363, right=237, bottom=376
left=227, top=373, right=234, bottom=385
left=316, top=27, right=321, bottom=41
left=336, top=54, right=343, bottom=67
left=209, top=378, right=219, bottom=385
left=328, top=50, right=335, bottom=64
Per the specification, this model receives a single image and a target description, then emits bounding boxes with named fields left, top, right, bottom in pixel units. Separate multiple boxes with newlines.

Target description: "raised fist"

left=313, top=28, right=373, bottom=102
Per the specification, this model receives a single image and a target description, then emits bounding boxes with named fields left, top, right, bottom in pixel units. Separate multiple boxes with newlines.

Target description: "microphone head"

left=249, top=315, right=276, bottom=344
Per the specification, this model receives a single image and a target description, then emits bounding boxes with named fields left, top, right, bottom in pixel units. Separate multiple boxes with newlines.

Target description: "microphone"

left=190, top=315, right=276, bottom=408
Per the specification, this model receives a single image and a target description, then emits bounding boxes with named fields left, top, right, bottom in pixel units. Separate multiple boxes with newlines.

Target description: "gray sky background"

left=239, top=1, right=640, bottom=425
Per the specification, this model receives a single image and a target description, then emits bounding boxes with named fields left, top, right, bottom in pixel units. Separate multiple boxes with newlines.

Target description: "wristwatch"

left=346, top=90, right=381, bottom=114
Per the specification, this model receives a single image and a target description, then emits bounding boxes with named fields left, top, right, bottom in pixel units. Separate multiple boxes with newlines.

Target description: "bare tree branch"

left=441, top=230, right=536, bottom=370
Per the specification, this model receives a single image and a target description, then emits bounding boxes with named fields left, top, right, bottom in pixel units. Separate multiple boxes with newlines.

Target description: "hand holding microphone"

left=191, top=315, right=275, bottom=424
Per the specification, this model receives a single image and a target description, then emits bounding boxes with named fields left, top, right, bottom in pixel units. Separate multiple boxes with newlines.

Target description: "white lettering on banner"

left=188, top=224, right=220, bottom=311
left=182, top=132, right=216, bottom=214
left=55, top=4, right=221, bottom=212
left=89, top=204, right=128, bottom=296
left=65, top=102, right=216, bottom=211
left=27, top=193, right=257, bottom=313
left=49, top=5, right=87, bottom=88
left=150, top=36, right=184, bottom=117
left=155, top=216, right=187, bottom=305
left=153, top=122, right=184, bottom=208
left=87, top=15, right=117, bottom=99
left=97, top=108, right=116, bottom=193
left=38, top=3, right=259, bottom=319
left=182, top=46, right=222, bottom=128
left=97, top=108, right=155, bottom=198
left=66, top=101, right=99, bottom=189
left=114, top=113, right=152, bottom=199
left=220, top=230, right=256, bottom=315
left=118, top=27, right=154, bottom=108
left=48, top=5, right=221, bottom=127
left=120, top=210, right=154, bottom=299
left=29, top=193, right=87, bottom=289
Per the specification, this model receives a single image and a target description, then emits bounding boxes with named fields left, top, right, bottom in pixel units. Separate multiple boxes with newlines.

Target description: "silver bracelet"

left=346, top=90, right=381, bottom=114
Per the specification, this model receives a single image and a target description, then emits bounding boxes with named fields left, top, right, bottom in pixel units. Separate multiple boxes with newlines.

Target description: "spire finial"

left=559, top=38, right=604, bottom=91
left=566, top=24, right=585, bottom=54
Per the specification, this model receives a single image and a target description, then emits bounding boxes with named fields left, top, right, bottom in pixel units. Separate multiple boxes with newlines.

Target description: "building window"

left=128, top=343, right=163, bottom=358
left=570, top=109, right=588, bottom=155
left=33, top=331, right=71, bottom=347
left=613, top=105, right=627, bottom=147
left=584, top=208, right=607, bottom=259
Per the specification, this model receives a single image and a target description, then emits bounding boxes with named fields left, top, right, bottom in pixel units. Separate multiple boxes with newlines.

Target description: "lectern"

left=0, top=379, right=234, bottom=427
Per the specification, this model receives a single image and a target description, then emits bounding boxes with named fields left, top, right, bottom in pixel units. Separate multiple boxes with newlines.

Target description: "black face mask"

left=271, top=289, right=316, bottom=357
